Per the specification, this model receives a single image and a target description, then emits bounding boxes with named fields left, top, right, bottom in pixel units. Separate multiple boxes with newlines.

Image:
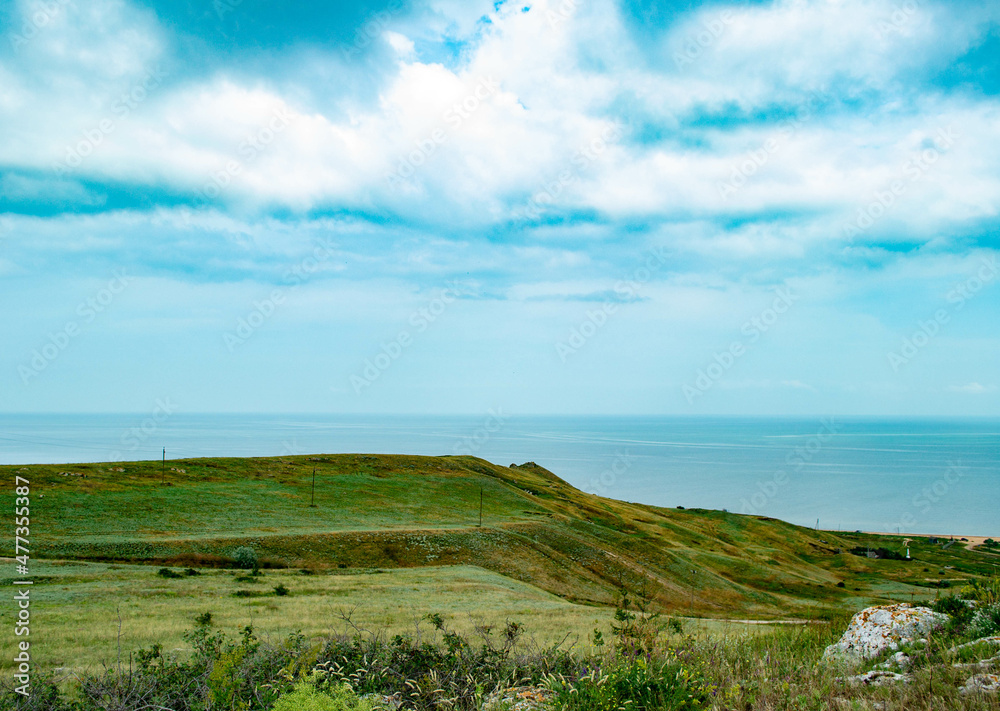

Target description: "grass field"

left=0, top=559, right=812, bottom=677
left=1, top=453, right=996, bottom=682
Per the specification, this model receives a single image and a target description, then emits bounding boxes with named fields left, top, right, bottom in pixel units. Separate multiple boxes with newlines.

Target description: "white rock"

left=959, top=674, right=1000, bottom=695
left=949, top=635, right=1000, bottom=654
left=876, top=650, right=912, bottom=669
left=844, top=670, right=910, bottom=686
left=823, top=603, right=947, bottom=662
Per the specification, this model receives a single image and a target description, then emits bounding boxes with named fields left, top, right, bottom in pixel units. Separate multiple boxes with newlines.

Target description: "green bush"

left=961, top=577, right=1000, bottom=606
left=546, top=656, right=711, bottom=711
left=933, top=595, right=973, bottom=623
left=273, top=682, right=381, bottom=711
left=274, top=584, right=290, bottom=596
left=157, top=567, right=182, bottom=579
left=969, top=603, right=1000, bottom=639
left=233, top=546, right=259, bottom=572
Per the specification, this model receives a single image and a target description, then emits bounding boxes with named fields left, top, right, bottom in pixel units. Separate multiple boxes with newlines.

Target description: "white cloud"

left=947, top=382, right=996, bottom=394
left=0, top=0, right=998, bottom=242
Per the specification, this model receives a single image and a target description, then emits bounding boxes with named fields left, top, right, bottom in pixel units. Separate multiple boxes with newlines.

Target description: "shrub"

left=273, top=681, right=380, bottom=711
left=157, top=567, right=182, bottom=579
left=961, top=577, right=1000, bottom=606
left=184, top=567, right=201, bottom=576
left=233, top=546, right=259, bottom=572
left=274, top=584, right=290, bottom=596
left=968, top=603, right=1000, bottom=639
left=196, top=612, right=213, bottom=627
left=933, top=595, right=973, bottom=623
left=545, top=655, right=711, bottom=711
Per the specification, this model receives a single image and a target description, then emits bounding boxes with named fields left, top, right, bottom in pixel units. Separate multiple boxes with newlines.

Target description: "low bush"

left=968, top=603, right=1000, bottom=639
left=933, top=594, right=974, bottom=623
left=233, top=546, right=259, bottom=572
left=545, top=655, right=711, bottom=711
left=273, top=681, right=380, bottom=711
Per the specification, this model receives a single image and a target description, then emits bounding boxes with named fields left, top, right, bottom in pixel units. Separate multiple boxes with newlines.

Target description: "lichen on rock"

left=823, top=603, right=947, bottom=662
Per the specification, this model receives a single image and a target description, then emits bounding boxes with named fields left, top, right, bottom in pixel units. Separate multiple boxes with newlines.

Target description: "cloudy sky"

left=1, top=0, right=998, bottom=415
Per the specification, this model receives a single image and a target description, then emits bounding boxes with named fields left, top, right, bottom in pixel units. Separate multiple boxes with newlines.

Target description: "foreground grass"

left=3, top=593, right=997, bottom=711
left=0, top=561, right=623, bottom=677
left=0, top=559, right=789, bottom=679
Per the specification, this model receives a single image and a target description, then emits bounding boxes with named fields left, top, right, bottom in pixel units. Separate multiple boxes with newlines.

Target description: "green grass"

left=0, top=560, right=619, bottom=676
left=3, top=454, right=995, bottom=621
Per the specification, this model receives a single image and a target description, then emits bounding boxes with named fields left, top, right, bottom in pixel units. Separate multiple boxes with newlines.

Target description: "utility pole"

left=161, top=448, right=165, bottom=485
left=478, top=487, right=483, bottom=527
left=310, top=468, right=317, bottom=507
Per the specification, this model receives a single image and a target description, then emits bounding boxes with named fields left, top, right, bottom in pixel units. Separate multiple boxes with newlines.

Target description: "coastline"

left=861, top=531, right=995, bottom=549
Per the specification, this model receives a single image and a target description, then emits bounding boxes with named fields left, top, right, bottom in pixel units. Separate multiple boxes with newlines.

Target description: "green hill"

left=4, top=454, right=994, bottom=618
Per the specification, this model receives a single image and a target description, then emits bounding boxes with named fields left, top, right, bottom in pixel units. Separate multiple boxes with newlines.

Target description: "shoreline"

left=860, top=531, right=995, bottom=548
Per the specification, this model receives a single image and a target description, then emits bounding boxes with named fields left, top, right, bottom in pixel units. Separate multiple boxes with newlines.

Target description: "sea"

left=1, top=414, right=997, bottom=537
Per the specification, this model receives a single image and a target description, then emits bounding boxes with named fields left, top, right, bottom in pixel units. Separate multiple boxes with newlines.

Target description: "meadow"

left=1, top=454, right=997, bottom=709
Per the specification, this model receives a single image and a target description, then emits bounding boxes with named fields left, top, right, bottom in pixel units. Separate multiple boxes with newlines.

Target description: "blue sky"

left=1, top=0, right=998, bottom=415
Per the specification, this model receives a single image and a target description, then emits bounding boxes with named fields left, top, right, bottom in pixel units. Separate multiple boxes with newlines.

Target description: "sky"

left=1, top=0, right=998, bottom=416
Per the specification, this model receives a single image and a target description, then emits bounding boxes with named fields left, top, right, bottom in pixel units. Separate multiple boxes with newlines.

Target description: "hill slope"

left=3, top=454, right=994, bottom=618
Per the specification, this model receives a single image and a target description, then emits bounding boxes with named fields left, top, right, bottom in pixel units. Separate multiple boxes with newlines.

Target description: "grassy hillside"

left=2, top=454, right=995, bottom=620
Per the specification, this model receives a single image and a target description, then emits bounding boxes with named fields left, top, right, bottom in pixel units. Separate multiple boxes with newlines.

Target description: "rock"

left=954, top=656, right=1000, bottom=670
left=949, top=635, right=1000, bottom=654
left=485, top=686, right=553, bottom=711
left=959, top=674, right=1000, bottom=695
left=843, top=670, right=910, bottom=686
left=876, top=650, right=911, bottom=669
left=823, top=603, right=947, bottom=662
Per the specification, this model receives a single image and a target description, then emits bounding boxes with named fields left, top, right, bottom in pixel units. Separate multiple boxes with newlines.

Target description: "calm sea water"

left=1, top=414, right=997, bottom=536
